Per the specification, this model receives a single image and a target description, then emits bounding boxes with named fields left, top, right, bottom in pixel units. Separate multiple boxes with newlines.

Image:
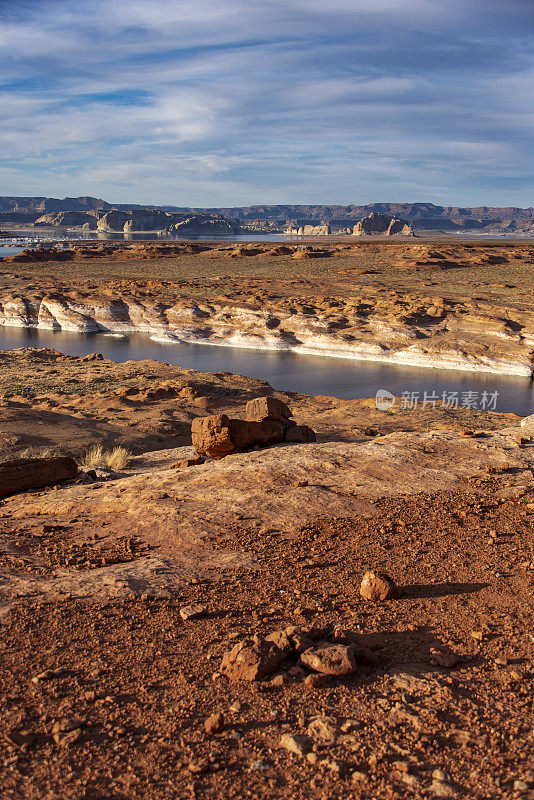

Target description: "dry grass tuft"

left=105, top=446, right=132, bottom=471
left=80, top=445, right=132, bottom=471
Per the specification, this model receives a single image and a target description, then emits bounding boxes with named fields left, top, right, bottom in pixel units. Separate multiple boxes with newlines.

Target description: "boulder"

left=191, top=413, right=286, bottom=459
left=220, top=636, right=287, bottom=681
left=520, top=414, right=534, bottom=427
left=245, top=396, right=292, bottom=423
left=359, top=570, right=401, bottom=601
left=285, top=425, right=316, bottom=443
left=0, top=456, right=78, bottom=499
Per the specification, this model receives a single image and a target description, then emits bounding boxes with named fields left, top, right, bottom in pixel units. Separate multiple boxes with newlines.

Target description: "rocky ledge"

left=1, top=241, right=534, bottom=376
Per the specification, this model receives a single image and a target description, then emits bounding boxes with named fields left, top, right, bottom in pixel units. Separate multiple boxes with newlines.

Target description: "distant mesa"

left=34, top=207, right=238, bottom=235
left=352, top=212, right=414, bottom=237
left=34, top=211, right=99, bottom=229
left=3, top=196, right=534, bottom=235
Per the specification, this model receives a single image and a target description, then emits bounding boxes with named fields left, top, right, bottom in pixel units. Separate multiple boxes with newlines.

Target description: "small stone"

left=431, top=650, right=460, bottom=668
left=180, top=604, right=207, bottom=621
left=307, top=715, right=338, bottom=745
left=360, top=571, right=401, bottom=601
left=324, top=758, right=345, bottom=774
left=31, top=667, right=66, bottom=683
left=280, top=733, right=311, bottom=757
left=352, top=771, right=367, bottom=782
left=250, top=758, right=271, bottom=771
left=229, top=701, right=242, bottom=712
left=204, top=712, right=225, bottom=736
left=514, top=780, right=529, bottom=792
left=55, top=728, right=82, bottom=746
left=403, top=773, right=422, bottom=788
left=307, top=752, right=318, bottom=764
left=271, top=673, right=290, bottom=686
left=51, top=717, right=85, bottom=734
left=188, top=760, right=209, bottom=774
left=470, top=631, right=484, bottom=642
left=433, top=769, right=450, bottom=782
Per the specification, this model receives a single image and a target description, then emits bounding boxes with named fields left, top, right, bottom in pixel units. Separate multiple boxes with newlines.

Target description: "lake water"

left=1, top=326, right=533, bottom=416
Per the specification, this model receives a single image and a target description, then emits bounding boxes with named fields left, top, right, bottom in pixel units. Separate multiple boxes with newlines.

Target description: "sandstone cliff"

left=34, top=211, right=99, bottom=229
left=284, top=224, right=331, bottom=236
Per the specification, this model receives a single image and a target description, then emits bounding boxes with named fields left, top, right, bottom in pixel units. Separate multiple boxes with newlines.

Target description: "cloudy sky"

left=1, top=0, right=533, bottom=206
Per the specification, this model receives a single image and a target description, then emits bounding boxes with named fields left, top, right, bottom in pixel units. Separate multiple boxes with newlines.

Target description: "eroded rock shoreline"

left=2, top=239, right=534, bottom=376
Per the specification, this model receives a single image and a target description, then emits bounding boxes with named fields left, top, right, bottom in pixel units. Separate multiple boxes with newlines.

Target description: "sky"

left=0, top=0, right=533, bottom=207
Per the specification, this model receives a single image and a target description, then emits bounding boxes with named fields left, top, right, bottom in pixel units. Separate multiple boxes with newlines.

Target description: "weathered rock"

left=280, top=732, right=311, bottom=756
left=204, top=711, right=225, bottom=735
left=0, top=456, right=78, bottom=499
left=300, top=644, right=357, bottom=676
left=285, top=425, right=316, bottom=443
left=265, top=630, right=293, bottom=656
left=359, top=570, right=401, bottom=601
left=191, top=413, right=287, bottom=459
left=245, top=396, right=292, bottom=423
left=179, top=604, right=207, bottom=620
left=520, top=413, right=534, bottom=427
left=220, top=637, right=286, bottom=681
left=307, top=715, right=338, bottom=745
left=304, top=673, right=331, bottom=689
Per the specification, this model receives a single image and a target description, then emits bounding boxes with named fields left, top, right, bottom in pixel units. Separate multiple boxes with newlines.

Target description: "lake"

left=1, top=326, right=533, bottom=416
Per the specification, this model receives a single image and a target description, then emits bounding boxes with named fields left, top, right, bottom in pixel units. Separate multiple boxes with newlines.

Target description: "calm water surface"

left=1, top=327, right=533, bottom=416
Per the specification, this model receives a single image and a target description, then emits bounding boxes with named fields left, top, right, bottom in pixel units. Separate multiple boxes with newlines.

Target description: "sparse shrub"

left=105, top=446, right=132, bottom=471
left=80, top=445, right=132, bottom=471
left=80, top=444, right=104, bottom=468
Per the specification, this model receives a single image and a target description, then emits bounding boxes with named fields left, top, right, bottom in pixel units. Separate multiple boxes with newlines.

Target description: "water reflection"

left=1, top=326, right=533, bottom=416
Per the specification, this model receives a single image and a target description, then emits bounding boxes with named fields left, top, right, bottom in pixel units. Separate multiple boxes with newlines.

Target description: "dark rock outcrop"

left=0, top=456, right=78, bottom=498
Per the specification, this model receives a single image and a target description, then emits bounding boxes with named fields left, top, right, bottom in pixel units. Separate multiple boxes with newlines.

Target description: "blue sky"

left=0, top=0, right=533, bottom=206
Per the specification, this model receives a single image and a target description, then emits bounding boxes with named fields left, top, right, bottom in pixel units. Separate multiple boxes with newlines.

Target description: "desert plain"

left=0, top=238, right=533, bottom=800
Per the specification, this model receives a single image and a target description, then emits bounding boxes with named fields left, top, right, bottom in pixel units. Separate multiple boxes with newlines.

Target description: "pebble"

left=187, top=760, right=209, bottom=774
left=250, top=758, right=271, bottom=770
left=204, top=712, right=225, bottom=736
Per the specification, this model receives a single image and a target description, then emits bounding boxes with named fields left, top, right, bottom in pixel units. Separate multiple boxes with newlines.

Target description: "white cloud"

left=0, top=0, right=532, bottom=204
